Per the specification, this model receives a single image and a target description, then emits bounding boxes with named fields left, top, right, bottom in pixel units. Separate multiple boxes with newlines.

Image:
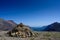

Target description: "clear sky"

left=0, top=0, right=60, bottom=26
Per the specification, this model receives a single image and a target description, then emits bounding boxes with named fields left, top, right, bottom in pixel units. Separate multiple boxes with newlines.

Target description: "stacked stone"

left=7, top=23, right=33, bottom=38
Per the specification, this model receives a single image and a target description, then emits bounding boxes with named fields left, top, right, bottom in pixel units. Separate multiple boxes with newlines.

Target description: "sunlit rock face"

left=7, top=23, right=34, bottom=38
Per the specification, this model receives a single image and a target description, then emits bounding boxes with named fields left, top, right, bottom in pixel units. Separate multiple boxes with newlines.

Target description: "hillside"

left=0, top=18, right=17, bottom=31
left=44, top=22, right=60, bottom=31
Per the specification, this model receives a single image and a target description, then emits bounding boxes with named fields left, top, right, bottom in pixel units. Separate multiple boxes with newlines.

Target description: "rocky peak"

left=17, top=23, right=24, bottom=27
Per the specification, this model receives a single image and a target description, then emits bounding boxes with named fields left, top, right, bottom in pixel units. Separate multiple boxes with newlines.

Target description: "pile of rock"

left=7, top=23, right=34, bottom=38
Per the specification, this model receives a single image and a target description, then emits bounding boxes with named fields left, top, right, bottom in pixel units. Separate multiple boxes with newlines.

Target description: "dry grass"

left=0, top=31, right=60, bottom=40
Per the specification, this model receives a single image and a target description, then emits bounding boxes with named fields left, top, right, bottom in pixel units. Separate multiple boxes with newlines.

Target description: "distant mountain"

left=6, top=20, right=17, bottom=26
left=30, top=26, right=47, bottom=31
left=0, top=18, right=17, bottom=31
left=44, top=22, right=60, bottom=31
left=30, top=22, right=60, bottom=31
left=0, top=18, right=60, bottom=32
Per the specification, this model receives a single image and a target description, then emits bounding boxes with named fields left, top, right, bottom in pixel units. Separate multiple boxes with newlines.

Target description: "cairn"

left=7, top=23, right=34, bottom=38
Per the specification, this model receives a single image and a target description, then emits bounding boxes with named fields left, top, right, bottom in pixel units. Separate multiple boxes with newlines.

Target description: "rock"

left=7, top=23, right=34, bottom=38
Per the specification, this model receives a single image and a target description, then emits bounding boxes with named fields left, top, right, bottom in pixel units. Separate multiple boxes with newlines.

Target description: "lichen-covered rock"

left=7, top=23, right=34, bottom=38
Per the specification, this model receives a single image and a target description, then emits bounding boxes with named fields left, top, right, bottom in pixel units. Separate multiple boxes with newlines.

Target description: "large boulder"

left=7, top=23, right=34, bottom=38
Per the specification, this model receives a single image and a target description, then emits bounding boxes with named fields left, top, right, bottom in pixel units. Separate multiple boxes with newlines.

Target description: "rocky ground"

left=0, top=31, right=60, bottom=40
left=0, top=23, right=60, bottom=40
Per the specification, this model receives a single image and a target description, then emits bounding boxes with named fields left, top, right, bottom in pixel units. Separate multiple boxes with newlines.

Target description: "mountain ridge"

left=43, top=22, right=60, bottom=31
left=0, top=18, right=17, bottom=31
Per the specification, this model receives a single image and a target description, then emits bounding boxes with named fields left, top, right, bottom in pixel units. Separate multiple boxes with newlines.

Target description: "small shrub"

left=30, top=37, right=34, bottom=40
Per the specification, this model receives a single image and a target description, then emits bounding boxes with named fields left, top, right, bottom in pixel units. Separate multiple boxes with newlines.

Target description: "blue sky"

left=0, top=0, right=60, bottom=26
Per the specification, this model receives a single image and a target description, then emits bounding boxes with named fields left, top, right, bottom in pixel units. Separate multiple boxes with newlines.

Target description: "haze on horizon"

left=0, top=0, right=60, bottom=26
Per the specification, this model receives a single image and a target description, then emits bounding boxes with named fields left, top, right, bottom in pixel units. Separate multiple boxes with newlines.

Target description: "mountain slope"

left=0, top=18, right=17, bottom=31
left=44, top=22, right=60, bottom=31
